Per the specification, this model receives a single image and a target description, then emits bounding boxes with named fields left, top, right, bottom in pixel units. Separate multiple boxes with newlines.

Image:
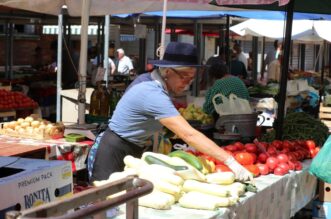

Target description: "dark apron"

left=89, top=128, right=145, bottom=182
left=88, top=71, right=155, bottom=182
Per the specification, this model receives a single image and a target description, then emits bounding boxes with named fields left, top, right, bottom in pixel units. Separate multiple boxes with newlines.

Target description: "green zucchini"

left=168, top=150, right=203, bottom=171
left=144, top=155, right=188, bottom=171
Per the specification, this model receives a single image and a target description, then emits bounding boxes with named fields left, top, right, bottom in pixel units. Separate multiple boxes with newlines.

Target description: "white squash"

left=139, top=190, right=175, bottom=210
left=139, top=174, right=181, bottom=196
left=205, top=172, right=235, bottom=185
left=182, top=180, right=229, bottom=197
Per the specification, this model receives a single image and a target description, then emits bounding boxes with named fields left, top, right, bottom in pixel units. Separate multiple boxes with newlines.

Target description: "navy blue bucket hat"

left=150, top=42, right=200, bottom=67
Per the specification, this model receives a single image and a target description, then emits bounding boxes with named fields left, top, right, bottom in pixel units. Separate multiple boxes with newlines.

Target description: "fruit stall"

left=0, top=115, right=93, bottom=172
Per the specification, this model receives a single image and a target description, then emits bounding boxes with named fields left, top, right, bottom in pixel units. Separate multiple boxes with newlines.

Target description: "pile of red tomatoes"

left=199, top=140, right=320, bottom=177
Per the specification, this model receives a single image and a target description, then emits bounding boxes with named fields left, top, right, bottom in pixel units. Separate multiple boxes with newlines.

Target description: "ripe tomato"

left=305, top=140, right=316, bottom=150
left=287, top=161, right=295, bottom=170
left=245, top=143, right=258, bottom=153
left=234, top=152, right=255, bottom=165
left=215, top=164, right=232, bottom=173
left=278, top=163, right=290, bottom=173
left=294, top=161, right=303, bottom=171
left=256, top=163, right=270, bottom=175
left=249, top=153, right=257, bottom=164
left=244, top=164, right=260, bottom=177
left=266, top=157, right=279, bottom=170
left=224, top=144, right=238, bottom=152
left=267, top=146, right=278, bottom=156
left=257, top=153, right=268, bottom=164
left=276, top=154, right=289, bottom=164
left=233, top=142, right=245, bottom=150
left=274, top=167, right=287, bottom=176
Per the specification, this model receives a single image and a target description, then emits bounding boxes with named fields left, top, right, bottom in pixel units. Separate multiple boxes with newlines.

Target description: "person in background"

left=32, top=46, right=44, bottom=70
left=230, top=51, right=248, bottom=79
left=261, top=40, right=282, bottom=80
left=267, top=49, right=283, bottom=83
left=87, top=42, right=253, bottom=183
left=203, top=62, right=249, bottom=117
left=247, top=51, right=253, bottom=72
left=115, top=48, right=134, bottom=75
left=92, top=47, right=116, bottom=75
left=233, top=43, right=248, bottom=70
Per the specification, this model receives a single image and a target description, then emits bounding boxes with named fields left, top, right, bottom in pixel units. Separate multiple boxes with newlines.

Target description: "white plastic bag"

left=213, top=93, right=252, bottom=116
left=212, top=93, right=231, bottom=116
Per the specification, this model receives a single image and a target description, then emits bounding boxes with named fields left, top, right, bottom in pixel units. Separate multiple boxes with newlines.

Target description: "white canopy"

left=0, top=0, right=237, bottom=16
left=230, top=19, right=331, bottom=42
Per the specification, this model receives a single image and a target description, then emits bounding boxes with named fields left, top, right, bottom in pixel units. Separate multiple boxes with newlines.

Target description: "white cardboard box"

left=0, top=157, right=73, bottom=219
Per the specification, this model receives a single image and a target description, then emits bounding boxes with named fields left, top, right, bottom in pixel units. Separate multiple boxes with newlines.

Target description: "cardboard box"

left=312, top=200, right=331, bottom=219
left=0, top=157, right=73, bottom=219
left=319, top=181, right=331, bottom=202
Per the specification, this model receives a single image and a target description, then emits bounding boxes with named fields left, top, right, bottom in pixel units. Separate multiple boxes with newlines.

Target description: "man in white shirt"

left=233, top=43, right=248, bottom=70
left=115, top=48, right=134, bottom=75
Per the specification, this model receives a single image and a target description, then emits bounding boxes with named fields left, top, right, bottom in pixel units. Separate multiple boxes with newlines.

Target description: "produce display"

left=0, top=89, right=38, bottom=110
left=0, top=114, right=64, bottom=139
left=248, top=84, right=279, bottom=97
left=93, top=151, right=256, bottom=211
left=215, top=140, right=319, bottom=176
left=261, top=112, right=329, bottom=146
left=92, top=137, right=319, bottom=211
left=178, top=104, right=213, bottom=125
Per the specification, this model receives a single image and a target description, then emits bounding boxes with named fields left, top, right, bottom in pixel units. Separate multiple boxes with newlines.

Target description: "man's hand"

left=224, top=156, right=253, bottom=182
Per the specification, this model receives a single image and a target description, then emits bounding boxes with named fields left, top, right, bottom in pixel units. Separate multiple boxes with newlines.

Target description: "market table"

left=113, top=160, right=316, bottom=219
left=0, top=135, right=93, bottom=172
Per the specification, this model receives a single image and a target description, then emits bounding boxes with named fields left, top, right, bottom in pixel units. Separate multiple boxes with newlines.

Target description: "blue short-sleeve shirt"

left=109, top=71, right=179, bottom=147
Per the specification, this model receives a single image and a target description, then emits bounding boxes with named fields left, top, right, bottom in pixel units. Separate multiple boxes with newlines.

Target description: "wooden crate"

left=319, top=105, right=331, bottom=130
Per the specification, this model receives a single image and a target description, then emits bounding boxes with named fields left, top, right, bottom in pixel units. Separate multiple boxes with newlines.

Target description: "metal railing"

left=6, top=175, right=153, bottom=219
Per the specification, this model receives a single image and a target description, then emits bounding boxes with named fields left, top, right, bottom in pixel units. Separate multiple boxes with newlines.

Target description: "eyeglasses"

left=170, top=68, right=195, bottom=83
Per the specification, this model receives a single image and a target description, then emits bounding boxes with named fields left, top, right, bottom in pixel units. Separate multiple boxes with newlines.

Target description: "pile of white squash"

left=93, top=152, right=247, bottom=211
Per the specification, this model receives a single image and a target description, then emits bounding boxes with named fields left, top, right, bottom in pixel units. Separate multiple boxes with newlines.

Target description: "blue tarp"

left=115, top=10, right=331, bottom=20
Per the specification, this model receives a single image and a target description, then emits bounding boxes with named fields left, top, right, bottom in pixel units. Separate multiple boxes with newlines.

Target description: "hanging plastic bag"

left=309, top=136, right=331, bottom=183
left=212, top=93, right=232, bottom=116
left=213, top=93, right=252, bottom=116
left=228, top=93, right=252, bottom=114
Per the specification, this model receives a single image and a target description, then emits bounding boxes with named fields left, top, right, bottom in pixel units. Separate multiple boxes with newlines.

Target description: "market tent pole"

left=320, top=40, right=327, bottom=103
left=56, top=9, right=63, bottom=122
left=103, top=14, right=110, bottom=87
left=159, top=0, right=168, bottom=59
left=77, top=0, right=91, bottom=125
left=275, top=0, right=294, bottom=139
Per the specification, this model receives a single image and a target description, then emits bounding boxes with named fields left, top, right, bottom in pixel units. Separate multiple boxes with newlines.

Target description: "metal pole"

left=9, top=22, right=13, bottom=80
left=160, top=0, right=168, bottom=59
left=56, top=11, right=63, bottom=122
left=300, top=44, right=305, bottom=71
left=77, top=0, right=91, bottom=125
left=154, top=21, right=161, bottom=60
left=192, top=22, right=202, bottom=97
left=97, top=19, right=101, bottom=66
left=4, top=21, right=8, bottom=79
left=225, top=15, right=230, bottom=66
left=104, top=15, right=110, bottom=87
left=275, top=0, right=295, bottom=139
left=252, top=36, right=258, bottom=82
left=260, top=37, right=265, bottom=80
left=320, top=40, right=326, bottom=104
